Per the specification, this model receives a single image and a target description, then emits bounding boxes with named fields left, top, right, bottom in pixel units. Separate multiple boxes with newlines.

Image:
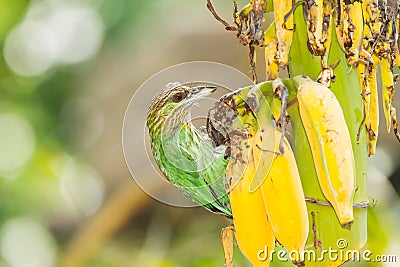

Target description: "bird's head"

left=147, top=82, right=217, bottom=135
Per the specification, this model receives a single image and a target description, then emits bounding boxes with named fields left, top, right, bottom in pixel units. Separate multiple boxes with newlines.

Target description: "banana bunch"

left=208, top=0, right=400, bottom=153
left=376, top=1, right=400, bottom=142
left=202, top=0, right=400, bottom=265
left=206, top=74, right=361, bottom=265
left=219, top=75, right=358, bottom=265
left=338, top=0, right=400, bottom=153
left=302, top=0, right=400, bottom=153
left=208, top=81, right=309, bottom=266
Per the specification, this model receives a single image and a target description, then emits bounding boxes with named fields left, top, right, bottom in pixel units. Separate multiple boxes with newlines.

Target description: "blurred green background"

left=0, top=0, right=399, bottom=266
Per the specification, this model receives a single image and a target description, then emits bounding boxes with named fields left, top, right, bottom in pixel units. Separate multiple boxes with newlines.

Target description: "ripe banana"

left=273, top=0, right=293, bottom=67
left=304, top=0, right=335, bottom=87
left=221, top=225, right=234, bottom=267
left=254, top=129, right=309, bottom=265
left=321, top=0, right=334, bottom=57
left=344, top=0, right=369, bottom=65
left=222, top=84, right=277, bottom=267
left=336, top=0, right=373, bottom=65
left=334, top=0, right=345, bottom=51
left=381, top=58, right=393, bottom=133
left=294, top=76, right=355, bottom=227
left=303, top=0, right=324, bottom=55
left=244, top=82, right=308, bottom=265
left=303, top=0, right=333, bottom=59
left=355, top=62, right=372, bottom=141
left=395, top=11, right=400, bottom=67
left=377, top=2, right=400, bottom=141
left=367, top=58, right=379, bottom=156
left=227, top=128, right=275, bottom=267
left=359, top=0, right=386, bottom=154
left=362, top=0, right=381, bottom=36
left=356, top=0, right=373, bottom=139
left=264, top=22, right=279, bottom=80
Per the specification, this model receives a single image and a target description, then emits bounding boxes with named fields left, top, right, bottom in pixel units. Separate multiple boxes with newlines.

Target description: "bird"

left=146, top=80, right=297, bottom=267
left=146, top=82, right=232, bottom=218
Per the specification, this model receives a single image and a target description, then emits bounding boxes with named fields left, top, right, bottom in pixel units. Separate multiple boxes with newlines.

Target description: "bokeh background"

left=0, top=0, right=399, bottom=266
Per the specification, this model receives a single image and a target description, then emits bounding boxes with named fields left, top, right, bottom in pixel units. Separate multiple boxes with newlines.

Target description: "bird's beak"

left=190, top=85, right=217, bottom=98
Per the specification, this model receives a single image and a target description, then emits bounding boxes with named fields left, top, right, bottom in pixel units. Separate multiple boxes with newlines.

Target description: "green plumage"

left=146, top=83, right=232, bottom=217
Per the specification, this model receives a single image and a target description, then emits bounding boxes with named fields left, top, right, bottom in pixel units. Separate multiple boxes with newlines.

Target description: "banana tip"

left=341, top=220, right=354, bottom=228
left=293, top=260, right=305, bottom=267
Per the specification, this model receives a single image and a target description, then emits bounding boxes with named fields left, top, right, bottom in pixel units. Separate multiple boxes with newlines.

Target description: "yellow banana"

left=354, top=0, right=382, bottom=145
left=391, top=106, right=400, bottom=141
left=355, top=62, right=372, bottom=141
left=273, top=0, right=293, bottom=67
left=226, top=90, right=276, bottom=267
left=377, top=2, right=400, bottom=141
left=221, top=226, right=234, bottom=267
left=254, top=129, right=309, bottom=265
left=360, top=0, right=382, bottom=153
left=227, top=129, right=275, bottom=267
left=374, top=0, right=398, bottom=62
left=376, top=3, right=397, bottom=134
left=245, top=81, right=308, bottom=265
left=321, top=0, right=334, bottom=64
left=294, top=76, right=355, bottom=227
left=334, top=0, right=345, bottom=51
left=342, top=0, right=367, bottom=64
left=395, top=11, right=400, bottom=67
left=363, top=0, right=381, bottom=36
left=264, top=22, right=279, bottom=80
left=336, top=0, right=373, bottom=65
left=303, top=0, right=324, bottom=55
left=381, top=58, right=392, bottom=133
left=367, top=57, right=379, bottom=156
left=304, top=0, right=335, bottom=87
left=303, top=0, right=333, bottom=59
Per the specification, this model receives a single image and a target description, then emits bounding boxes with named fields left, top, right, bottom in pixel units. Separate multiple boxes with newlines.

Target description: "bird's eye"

left=171, top=92, right=186, bottom=103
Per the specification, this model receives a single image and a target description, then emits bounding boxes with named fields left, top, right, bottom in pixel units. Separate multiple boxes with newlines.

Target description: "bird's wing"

left=172, top=125, right=232, bottom=217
